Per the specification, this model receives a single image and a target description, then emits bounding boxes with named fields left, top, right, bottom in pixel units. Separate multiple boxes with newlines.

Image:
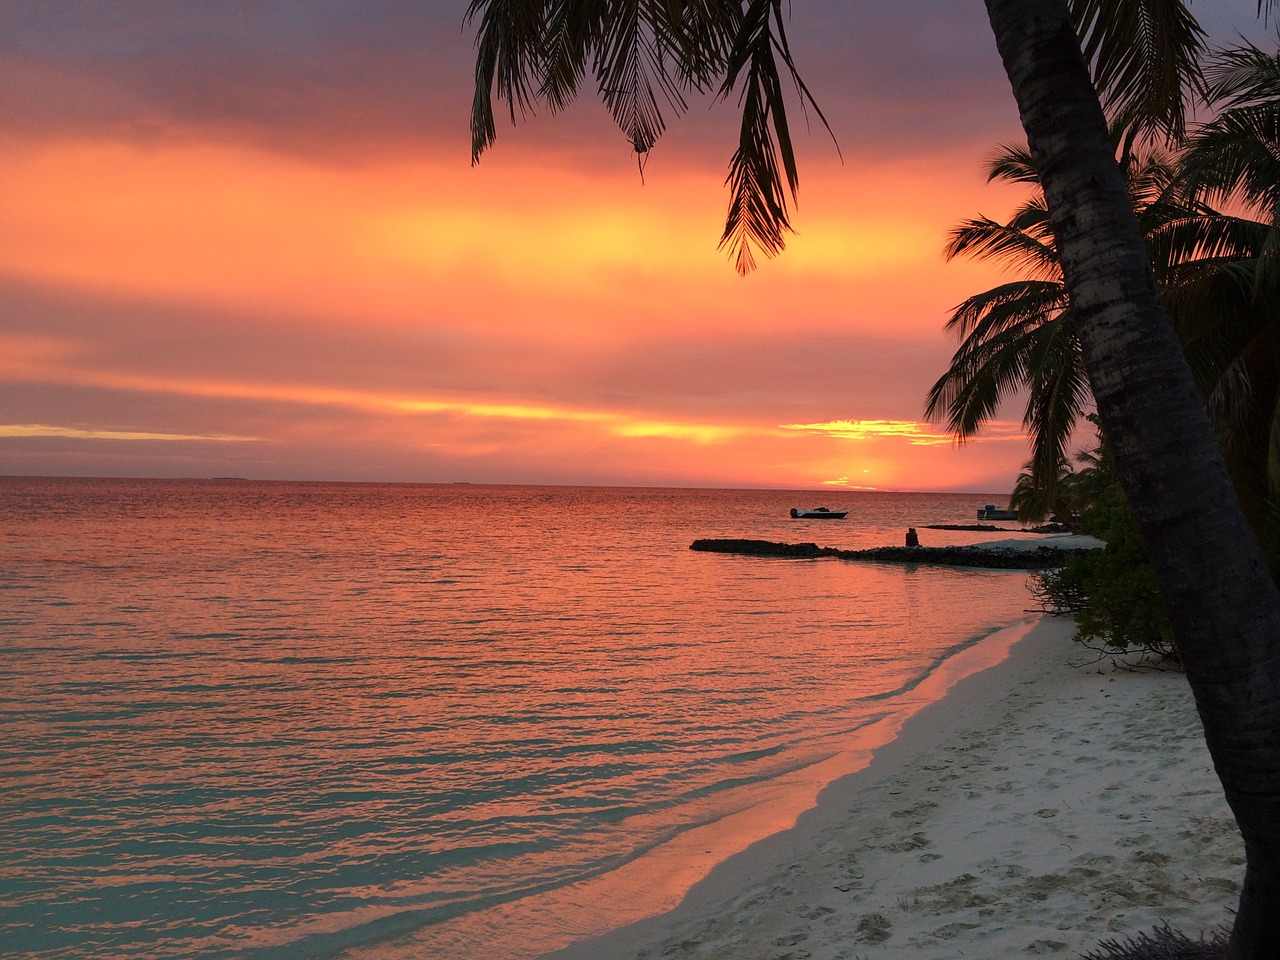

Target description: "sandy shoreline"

left=546, top=615, right=1244, bottom=960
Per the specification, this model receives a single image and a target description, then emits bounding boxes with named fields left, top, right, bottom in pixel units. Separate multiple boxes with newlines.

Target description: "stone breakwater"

left=688, top=539, right=1085, bottom=570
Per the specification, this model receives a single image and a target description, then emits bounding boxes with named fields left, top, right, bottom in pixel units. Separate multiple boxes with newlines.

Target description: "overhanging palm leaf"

left=466, top=0, right=832, bottom=274
left=467, top=1, right=1211, bottom=273
left=594, top=3, right=689, bottom=153
left=945, top=212, right=1059, bottom=280
left=469, top=0, right=550, bottom=162
left=1069, top=0, right=1207, bottom=143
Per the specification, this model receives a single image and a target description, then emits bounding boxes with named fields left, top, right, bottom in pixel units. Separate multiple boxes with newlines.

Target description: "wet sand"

left=546, top=615, right=1243, bottom=959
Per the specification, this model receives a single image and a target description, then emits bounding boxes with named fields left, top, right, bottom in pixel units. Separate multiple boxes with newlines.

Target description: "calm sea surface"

left=0, top=478, right=1040, bottom=960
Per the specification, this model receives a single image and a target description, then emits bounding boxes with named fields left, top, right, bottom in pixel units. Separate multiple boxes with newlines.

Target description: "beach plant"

left=1070, top=486, right=1178, bottom=663
left=1030, top=418, right=1176, bottom=663
left=464, top=1, right=1280, bottom=956
left=1081, top=922, right=1229, bottom=959
left=1034, top=484, right=1178, bottom=665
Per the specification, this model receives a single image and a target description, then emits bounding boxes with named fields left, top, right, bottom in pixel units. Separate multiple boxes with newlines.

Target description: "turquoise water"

left=0, top=478, right=1036, bottom=959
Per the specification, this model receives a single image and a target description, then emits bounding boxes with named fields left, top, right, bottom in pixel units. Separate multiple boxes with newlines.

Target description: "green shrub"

left=1033, top=483, right=1178, bottom=664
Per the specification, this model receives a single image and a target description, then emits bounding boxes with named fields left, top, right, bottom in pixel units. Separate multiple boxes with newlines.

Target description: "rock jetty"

left=688, top=538, right=1086, bottom=570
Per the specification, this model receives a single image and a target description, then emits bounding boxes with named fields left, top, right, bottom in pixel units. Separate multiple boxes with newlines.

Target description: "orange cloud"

left=1, top=336, right=1026, bottom=490
left=780, top=418, right=1027, bottom=446
left=0, top=138, right=1014, bottom=338
left=0, top=424, right=262, bottom=442
left=0, top=119, right=1028, bottom=491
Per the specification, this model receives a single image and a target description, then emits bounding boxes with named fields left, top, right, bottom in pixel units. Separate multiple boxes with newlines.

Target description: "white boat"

left=790, top=507, right=847, bottom=519
left=976, top=504, right=1019, bottom=521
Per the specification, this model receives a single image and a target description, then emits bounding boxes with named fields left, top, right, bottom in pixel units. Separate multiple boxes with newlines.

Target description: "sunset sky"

left=1, top=3, right=1268, bottom=491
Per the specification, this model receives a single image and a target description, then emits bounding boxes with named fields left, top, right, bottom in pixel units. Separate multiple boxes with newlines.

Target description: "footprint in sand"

left=1024, top=938, right=1070, bottom=953
left=855, top=912, right=893, bottom=943
left=885, top=832, right=931, bottom=853
left=799, top=905, right=836, bottom=921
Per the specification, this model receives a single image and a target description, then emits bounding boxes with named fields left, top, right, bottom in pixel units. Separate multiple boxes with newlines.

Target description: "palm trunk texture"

left=983, top=0, right=1280, bottom=955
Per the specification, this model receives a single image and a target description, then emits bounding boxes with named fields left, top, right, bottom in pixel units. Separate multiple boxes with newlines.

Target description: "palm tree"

left=1009, top=455, right=1073, bottom=520
left=926, top=143, right=1078, bottom=512
left=1159, top=42, right=1280, bottom=561
left=465, top=1, right=1280, bottom=953
left=927, top=130, right=1280, bottom=552
left=983, top=4, right=1280, bottom=955
left=925, top=142, right=1182, bottom=514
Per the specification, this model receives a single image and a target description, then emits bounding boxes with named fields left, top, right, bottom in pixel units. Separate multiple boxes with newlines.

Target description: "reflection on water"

left=0, top=478, right=1034, bottom=959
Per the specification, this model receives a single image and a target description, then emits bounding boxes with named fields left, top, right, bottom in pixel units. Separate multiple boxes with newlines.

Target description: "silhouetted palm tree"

left=960, top=5, right=1280, bottom=953
left=925, top=142, right=1186, bottom=513
left=1160, top=42, right=1280, bottom=557
left=1010, top=415, right=1117, bottom=521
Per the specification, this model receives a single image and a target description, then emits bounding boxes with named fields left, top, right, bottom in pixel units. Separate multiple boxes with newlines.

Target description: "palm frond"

left=1203, top=42, right=1280, bottom=106
left=1149, top=214, right=1270, bottom=273
left=594, top=2, right=691, bottom=153
left=467, top=0, right=549, bottom=164
left=945, top=213, right=1059, bottom=279
left=717, top=0, right=833, bottom=274
left=539, top=1, right=600, bottom=113
left=926, top=290, right=1072, bottom=438
left=1023, top=313, right=1092, bottom=486
left=1167, top=258, right=1275, bottom=396
left=983, top=143, right=1040, bottom=187
left=658, top=0, right=737, bottom=88
left=925, top=324, right=1034, bottom=439
left=1181, top=107, right=1280, bottom=213
left=1068, top=0, right=1207, bottom=142
left=944, top=280, right=1069, bottom=338
left=718, top=10, right=792, bottom=275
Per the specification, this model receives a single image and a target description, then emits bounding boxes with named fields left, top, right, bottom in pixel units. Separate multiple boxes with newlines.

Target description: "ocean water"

left=0, top=478, right=1040, bottom=960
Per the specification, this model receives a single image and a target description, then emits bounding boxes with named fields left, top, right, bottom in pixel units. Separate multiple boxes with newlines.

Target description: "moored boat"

left=790, top=507, right=848, bottom=519
left=976, top=504, right=1019, bottom=521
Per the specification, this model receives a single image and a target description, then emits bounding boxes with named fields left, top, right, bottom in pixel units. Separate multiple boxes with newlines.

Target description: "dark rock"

left=689, top=538, right=831, bottom=558
left=689, top=538, right=1088, bottom=570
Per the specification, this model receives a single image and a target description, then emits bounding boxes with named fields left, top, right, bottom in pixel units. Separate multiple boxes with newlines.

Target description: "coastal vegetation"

left=1027, top=420, right=1177, bottom=663
left=937, top=42, right=1280, bottom=664
left=933, top=65, right=1280, bottom=563
left=464, top=1, right=1280, bottom=955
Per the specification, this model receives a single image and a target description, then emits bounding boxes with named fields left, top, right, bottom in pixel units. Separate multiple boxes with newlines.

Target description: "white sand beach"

left=975, top=532, right=1108, bottom=554
left=547, top=615, right=1244, bottom=960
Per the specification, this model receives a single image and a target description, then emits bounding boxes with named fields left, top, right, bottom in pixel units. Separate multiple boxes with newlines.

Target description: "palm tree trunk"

left=982, top=0, right=1280, bottom=955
